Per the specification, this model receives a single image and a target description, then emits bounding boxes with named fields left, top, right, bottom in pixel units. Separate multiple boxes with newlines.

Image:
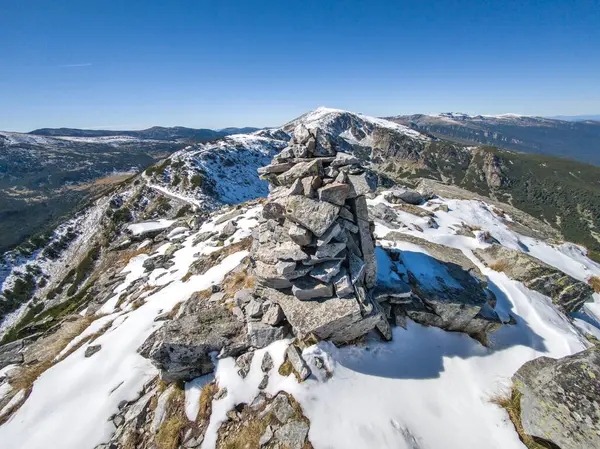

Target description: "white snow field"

left=1, top=195, right=599, bottom=449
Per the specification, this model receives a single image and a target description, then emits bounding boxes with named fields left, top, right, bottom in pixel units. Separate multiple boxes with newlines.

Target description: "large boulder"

left=138, top=292, right=249, bottom=382
left=513, top=347, right=600, bottom=449
left=474, top=244, right=593, bottom=313
left=383, top=233, right=502, bottom=340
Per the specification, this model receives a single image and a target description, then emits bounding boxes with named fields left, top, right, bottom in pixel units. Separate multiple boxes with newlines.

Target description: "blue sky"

left=1, top=0, right=599, bottom=131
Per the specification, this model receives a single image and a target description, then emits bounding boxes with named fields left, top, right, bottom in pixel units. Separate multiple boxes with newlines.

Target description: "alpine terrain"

left=0, top=107, right=599, bottom=449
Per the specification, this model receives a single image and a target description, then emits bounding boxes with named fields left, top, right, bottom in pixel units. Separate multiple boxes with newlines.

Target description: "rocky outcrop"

left=381, top=233, right=503, bottom=341
left=512, top=347, right=600, bottom=449
left=138, top=291, right=249, bottom=382
left=0, top=339, right=25, bottom=370
left=474, top=244, right=594, bottom=313
left=251, top=124, right=387, bottom=344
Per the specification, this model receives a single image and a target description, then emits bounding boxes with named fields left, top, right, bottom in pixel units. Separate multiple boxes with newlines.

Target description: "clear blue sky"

left=1, top=0, right=599, bottom=131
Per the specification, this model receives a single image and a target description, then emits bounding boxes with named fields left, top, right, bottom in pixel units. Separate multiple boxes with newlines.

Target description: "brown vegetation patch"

left=156, top=385, right=186, bottom=449
left=588, top=276, right=600, bottom=293
left=198, top=382, right=218, bottom=423
left=489, top=259, right=511, bottom=273
left=117, top=247, right=151, bottom=267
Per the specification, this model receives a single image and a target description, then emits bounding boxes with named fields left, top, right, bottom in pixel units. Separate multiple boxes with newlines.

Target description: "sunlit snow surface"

left=1, top=195, right=600, bottom=449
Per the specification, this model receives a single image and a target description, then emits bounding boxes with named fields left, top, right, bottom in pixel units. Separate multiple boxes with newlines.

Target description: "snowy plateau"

left=0, top=107, right=599, bottom=449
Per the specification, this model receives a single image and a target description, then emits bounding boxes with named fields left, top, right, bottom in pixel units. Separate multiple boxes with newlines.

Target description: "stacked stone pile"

left=250, top=124, right=391, bottom=344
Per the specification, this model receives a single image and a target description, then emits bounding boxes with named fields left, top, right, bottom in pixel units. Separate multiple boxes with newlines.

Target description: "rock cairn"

left=251, top=124, right=391, bottom=344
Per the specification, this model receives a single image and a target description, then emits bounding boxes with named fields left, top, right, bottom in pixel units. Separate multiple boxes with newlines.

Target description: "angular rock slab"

left=257, top=286, right=380, bottom=344
left=474, top=244, right=593, bottom=313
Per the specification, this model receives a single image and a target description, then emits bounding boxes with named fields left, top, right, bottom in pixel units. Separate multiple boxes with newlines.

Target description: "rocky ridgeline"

left=250, top=124, right=391, bottom=343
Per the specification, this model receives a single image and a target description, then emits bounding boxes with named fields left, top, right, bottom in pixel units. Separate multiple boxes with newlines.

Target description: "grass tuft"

left=489, top=259, right=511, bottom=273
left=198, top=382, right=218, bottom=423
left=490, top=387, right=555, bottom=449
left=588, top=276, right=600, bottom=293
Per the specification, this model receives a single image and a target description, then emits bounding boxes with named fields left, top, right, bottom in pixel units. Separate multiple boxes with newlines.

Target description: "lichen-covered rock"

left=138, top=295, right=248, bottom=382
left=513, top=347, right=600, bottom=449
left=474, top=244, right=593, bottom=313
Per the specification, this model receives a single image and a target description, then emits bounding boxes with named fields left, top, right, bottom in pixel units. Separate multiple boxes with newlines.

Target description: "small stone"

left=310, top=260, right=343, bottom=283
left=300, top=176, right=322, bottom=198
left=142, top=258, right=155, bottom=271
left=288, top=223, right=313, bottom=246
left=276, top=260, right=297, bottom=275
left=274, top=420, right=310, bottom=449
left=294, top=124, right=311, bottom=144
left=257, top=162, right=293, bottom=175
left=315, top=242, right=346, bottom=259
left=248, top=321, right=288, bottom=348
left=347, top=172, right=378, bottom=199
left=333, top=269, right=354, bottom=297
left=339, top=206, right=355, bottom=222
left=338, top=218, right=359, bottom=234
left=331, top=151, right=359, bottom=167
left=85, top=345, right=101, bottom=358
left=246, top=299, right=264, bottom=319
left=292, top=144, right=309, bottom=158
left=236, top=351, right=255, bottom=378
left=262, top=303, right=285, bottom=326
left=277, top=160, right=323, bottom=186
left=112, top=415, right=124, bottom=427
left=263, top=202, right=286, bottom=221
left=259, top=393, right=294, bottom=423
left=288, top=178, right=304, bottom=195
left=318, top=182, right=350, bottom=206
left=214, top=387, right=228, bottom=400
left=286, top=344, right=311, bottom=381
left=258, top=374, right=269, bottom=390
left=291, top=277, right=334, bottom=300
left=349, top=252, right=366, bottom=285
left=261, top=352, right=274, bottom=373
left=316, top=222, right=343, bottom=247
left=259, top=425, right=274, bottom=446
left=220, top=221, right=237, bottom=239
left=234, top=288, right=254, bottom=307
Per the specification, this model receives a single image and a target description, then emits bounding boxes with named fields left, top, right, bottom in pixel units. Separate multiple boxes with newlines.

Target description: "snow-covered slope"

left=1, top=189, right=599, bottom=449
left=145, top=133, right=288, bottom=207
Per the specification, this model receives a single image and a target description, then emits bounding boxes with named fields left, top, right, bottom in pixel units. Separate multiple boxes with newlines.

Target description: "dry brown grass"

left=221, top=419, right=269, bottom=449
left=198, top=382, right=218, bottom=423
left=10, top=316, right=98, bottom=390
left=117, top=247, right=151, bottom=266
left=55, top=318, right=114, bottom=363
left=222, top=268, right=255, bottom=298
left=490, top=388, right=555, bottom=449
left=489, top=259, right=511, bottom=273
left=131, top=298, right=145, bottom=310
left=588, top=276, right=600, bottom=293
left=156, top=385, right=186, bottom=449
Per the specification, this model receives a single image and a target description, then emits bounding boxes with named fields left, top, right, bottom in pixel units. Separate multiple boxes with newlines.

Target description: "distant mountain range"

left=547, top=115, right=600, bottom=122
left=28, top=126, right=260, bottom=142
left=386, top=113, right=600, bottom=165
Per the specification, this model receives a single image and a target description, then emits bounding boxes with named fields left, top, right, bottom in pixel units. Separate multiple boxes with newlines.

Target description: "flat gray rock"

left=292, top=277, right=334, bottom=300
left=318, top=182, right=350, bottom=206
left=275, top=420, right=310, bottom=449
left=285, top=195, right=340, bottom=237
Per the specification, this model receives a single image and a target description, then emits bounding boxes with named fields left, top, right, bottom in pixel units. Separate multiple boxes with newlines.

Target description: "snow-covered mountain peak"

left=284, top=106, right=429, bottom=142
